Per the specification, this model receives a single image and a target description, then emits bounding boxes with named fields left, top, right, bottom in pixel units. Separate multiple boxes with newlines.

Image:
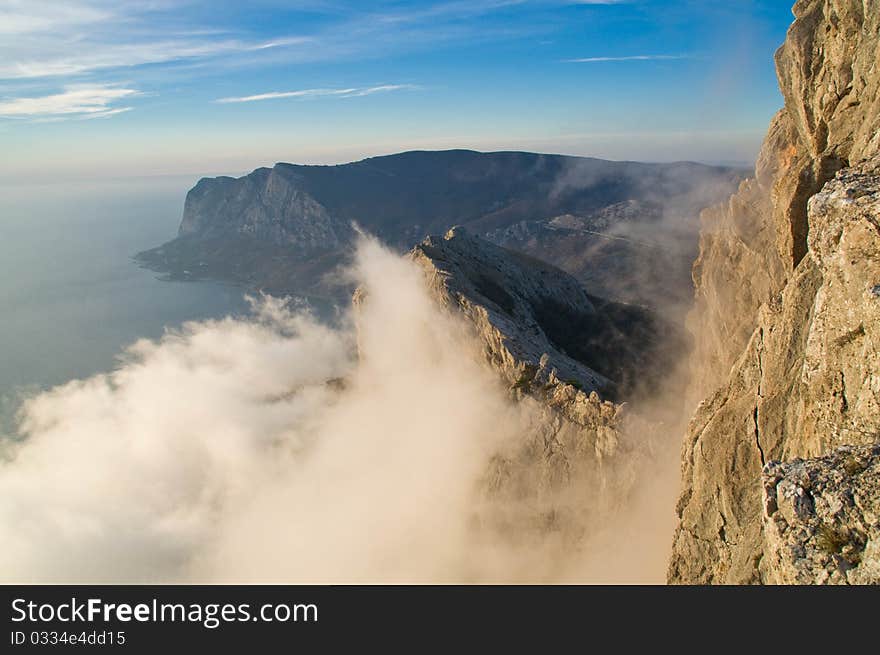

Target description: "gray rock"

left=180, top=168, right=352, bottom=256
left=409, top=227, right=685, bottom=401
left=392, top=227, right=678, bottom=548
left=762, top=443, right=880, bottom=585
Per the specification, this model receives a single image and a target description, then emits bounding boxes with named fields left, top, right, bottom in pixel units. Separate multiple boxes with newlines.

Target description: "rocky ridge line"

left=397, top=228, right=677, bottom=549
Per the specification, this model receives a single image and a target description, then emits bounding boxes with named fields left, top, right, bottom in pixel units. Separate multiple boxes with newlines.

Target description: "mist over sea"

left=0, top=176, right=249, bottom=426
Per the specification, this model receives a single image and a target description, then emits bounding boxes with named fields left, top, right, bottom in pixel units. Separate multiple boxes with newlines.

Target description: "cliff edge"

left=670, top=0, right=880, bottom=584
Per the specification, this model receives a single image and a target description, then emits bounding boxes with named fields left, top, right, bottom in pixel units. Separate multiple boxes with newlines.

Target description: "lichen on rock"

left=762, top=443, right=880, bottom=585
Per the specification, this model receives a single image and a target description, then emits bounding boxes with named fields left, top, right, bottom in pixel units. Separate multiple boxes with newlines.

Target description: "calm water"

left=0, top=176, right=249, bottom=423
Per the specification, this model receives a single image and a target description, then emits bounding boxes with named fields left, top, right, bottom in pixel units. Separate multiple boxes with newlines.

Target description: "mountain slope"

left=409, top=227, right=685, bottom=401
left=138, top=150, right=742, bottom=316
left=353, top=228, right=679, bottom=568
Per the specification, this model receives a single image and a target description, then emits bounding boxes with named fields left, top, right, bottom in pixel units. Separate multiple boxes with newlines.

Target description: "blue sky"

left=0, top=1, right=795, bottom=178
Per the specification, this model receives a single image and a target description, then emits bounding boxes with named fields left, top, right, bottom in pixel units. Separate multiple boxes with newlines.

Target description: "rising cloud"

left=0, top=240, right=519, bottom=583
left=215, top=84, right=417, bottom=104
left=0, top=84, right=138, bottom=119
left=0, top=236, right=680, bottom=583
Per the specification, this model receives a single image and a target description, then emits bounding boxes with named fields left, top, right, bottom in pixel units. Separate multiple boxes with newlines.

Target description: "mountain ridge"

left=137, top=149, right=743, bottom=318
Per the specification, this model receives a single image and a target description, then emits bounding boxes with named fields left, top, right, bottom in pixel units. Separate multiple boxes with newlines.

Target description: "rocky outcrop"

left=179, top=168, right=352, bottom=256
left=395, top=228, right=679, bottom=546
left=688, top=0, right=880, bottom=397
left=671, top=160, right=880, bottom=583
left=410, top=227, right=685, bottom=401
left=762, top=443, right=880, bottom=585
left=411, top=227, right=610, bottom=394
left=670, top=0, right=880, bottom=584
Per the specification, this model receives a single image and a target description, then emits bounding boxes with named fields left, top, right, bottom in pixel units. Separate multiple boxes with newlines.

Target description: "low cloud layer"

left=0, top=237, right=680, bottom=583
left=0, top=238, right=518, bottom=582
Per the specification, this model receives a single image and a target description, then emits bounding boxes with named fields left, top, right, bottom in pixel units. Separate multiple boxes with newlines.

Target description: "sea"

left=0, top=176, right=251, bottom=428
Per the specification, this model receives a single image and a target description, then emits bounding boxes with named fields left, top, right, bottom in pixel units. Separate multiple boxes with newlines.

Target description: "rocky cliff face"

left=670, top=0, right=880, bottom=584
left=763, top=442, right=880, bottom=585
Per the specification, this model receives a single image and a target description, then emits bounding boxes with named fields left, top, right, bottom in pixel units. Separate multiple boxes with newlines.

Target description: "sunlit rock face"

left=670, top=0, right=880, bottom=584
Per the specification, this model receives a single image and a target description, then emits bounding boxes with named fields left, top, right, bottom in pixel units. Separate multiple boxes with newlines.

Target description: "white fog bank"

left=0, top=237, right=680, bottom=583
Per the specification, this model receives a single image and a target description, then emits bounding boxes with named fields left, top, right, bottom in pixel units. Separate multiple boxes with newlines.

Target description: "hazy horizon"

left=1, top=1, right=792, bottom=178
left=0, top=146, right=756, bottom=186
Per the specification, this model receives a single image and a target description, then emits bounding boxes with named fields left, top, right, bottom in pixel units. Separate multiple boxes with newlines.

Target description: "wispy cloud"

left=78, top=106, right=133, bottom=119
left=1, top=37, right=313, bottom=80
left=0, top=1, right=535, bottom=83
left=0, top=1, right=628, bottom=126
left=564, top=54, right=690, bottom=63
left=216, top=84, right=417, bottom=104
left=0, top=0, right=111, bottom=35
left=0, top=84, right=138, bottom=119
left=0, top=1, right=565, bottom=88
